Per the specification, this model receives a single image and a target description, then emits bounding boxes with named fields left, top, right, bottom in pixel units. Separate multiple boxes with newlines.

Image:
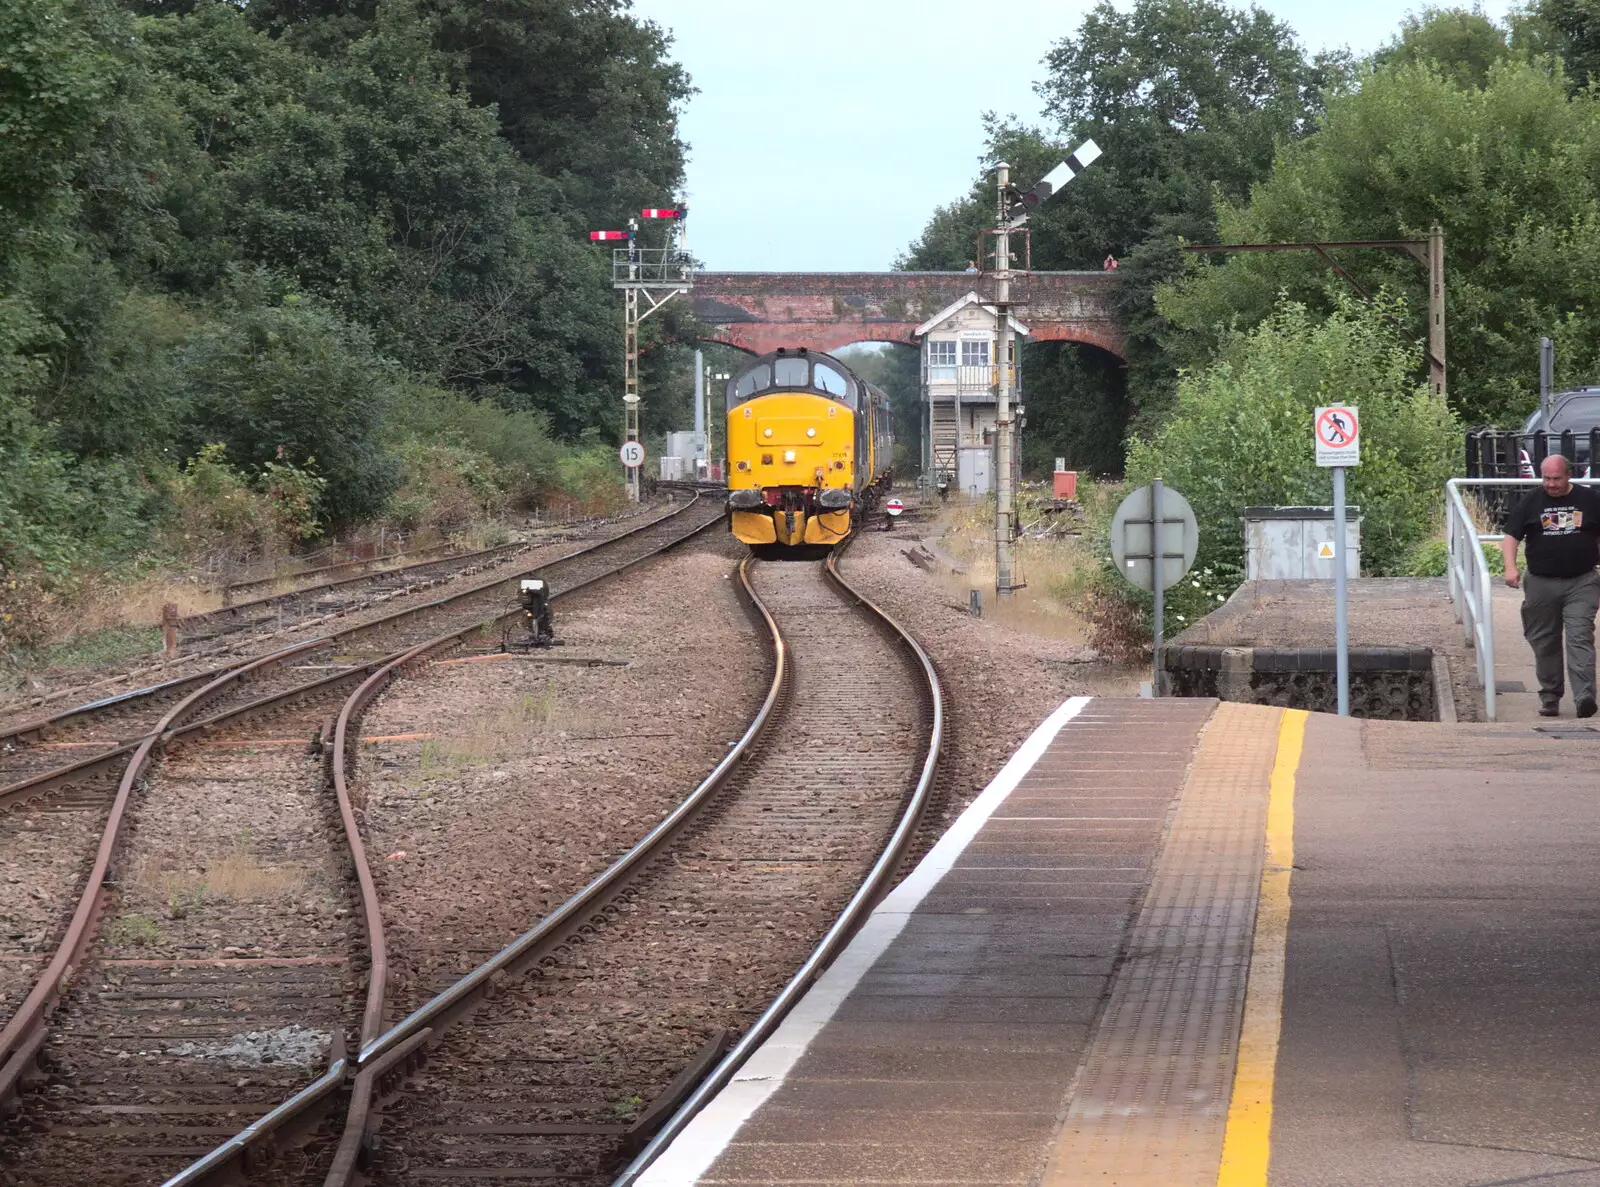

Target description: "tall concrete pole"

left=693, top=348, right=705, bottom=475
left=1541, top=336, right=1554, bottom=424
left=623, top=284, right=641, bottom=503
left=994, top=163, right=1015, bottom=599
left=1428, top=223, right=1446, bottom=403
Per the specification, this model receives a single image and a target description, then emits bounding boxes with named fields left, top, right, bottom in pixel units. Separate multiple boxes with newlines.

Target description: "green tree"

left=1158, top=57, right=1600, bottom=427
left=178, top=290, right=400, bottom=522
left=836, top=345, right=921, bottom=475
left=1126, top=295, right=1459, bottom=585
left=0, top=0, right=117, bottom=226
left=140, top=1, right=627, bottom=431
left=1374, top=6, right=1513, bottom=88
left=432, top=0, right=691, bottom=230
left=900, top=0, right=1342, bottom=460
left=1521, top=0, right=1600, bottom=88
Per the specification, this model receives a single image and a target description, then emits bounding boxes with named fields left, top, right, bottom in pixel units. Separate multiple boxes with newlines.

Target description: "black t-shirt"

left=1507, top=484, right=1600, bottom=577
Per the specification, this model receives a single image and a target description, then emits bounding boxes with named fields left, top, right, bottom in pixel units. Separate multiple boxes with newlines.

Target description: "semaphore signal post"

left=591, top=208, right=693, bottom=503
left=987, top=140, right=1101, bottom=597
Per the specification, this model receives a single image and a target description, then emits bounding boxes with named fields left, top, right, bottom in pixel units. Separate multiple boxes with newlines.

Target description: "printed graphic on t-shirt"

left=1541, top=505, right=1584, bottom=534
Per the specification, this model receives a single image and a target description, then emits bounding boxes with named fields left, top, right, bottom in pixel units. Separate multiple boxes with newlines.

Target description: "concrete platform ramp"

left=638, top=696, right=1600, bottom=1186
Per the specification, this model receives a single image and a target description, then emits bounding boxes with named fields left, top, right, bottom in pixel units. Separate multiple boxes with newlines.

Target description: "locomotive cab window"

left=773, top=357, right=809, bottom=387
left=813, top=362, right=849, bottom=396
left=730, top=364, right=772, bottom=408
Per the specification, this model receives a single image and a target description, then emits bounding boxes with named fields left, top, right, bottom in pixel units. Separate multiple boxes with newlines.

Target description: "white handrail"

left=1444, top=477, right=1600, bottom=722
left=1445, top=478, right=1498, bottom=719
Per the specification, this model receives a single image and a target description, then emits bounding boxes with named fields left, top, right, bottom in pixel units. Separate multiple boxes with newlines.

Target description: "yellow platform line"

left=1217, top=708, right=1308, bottom=1187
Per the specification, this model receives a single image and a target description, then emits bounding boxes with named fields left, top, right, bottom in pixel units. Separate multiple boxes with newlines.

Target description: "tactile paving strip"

left=1041, top=702, right=1284, bottom=1186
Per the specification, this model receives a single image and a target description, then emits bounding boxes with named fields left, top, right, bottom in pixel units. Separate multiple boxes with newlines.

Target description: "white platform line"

left=636, top=695, right=1095, bottom=1186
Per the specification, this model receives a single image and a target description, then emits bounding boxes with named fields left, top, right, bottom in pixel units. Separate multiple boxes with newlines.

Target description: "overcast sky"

left=627, top=0, right=1518, bottom=272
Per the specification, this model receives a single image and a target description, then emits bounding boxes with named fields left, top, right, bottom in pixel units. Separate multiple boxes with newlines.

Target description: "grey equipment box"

left=1243, top=505, right=1361, bottom=579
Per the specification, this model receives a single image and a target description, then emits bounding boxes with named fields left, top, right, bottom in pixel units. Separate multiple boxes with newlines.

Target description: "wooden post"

left=162, top=603, right=179, bottom=658
left=1429, top=223, right=1446, bottom=403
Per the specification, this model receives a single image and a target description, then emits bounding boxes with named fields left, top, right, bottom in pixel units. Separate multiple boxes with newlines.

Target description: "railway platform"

left=637, top=689, right=1600, bottom=1185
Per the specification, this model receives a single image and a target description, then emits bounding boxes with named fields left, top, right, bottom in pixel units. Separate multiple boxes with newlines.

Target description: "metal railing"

left=612, top=246, right=695, bottom=286
left=923, top=363, right=1017, bottom=390
left=1445, top=476, right=1600, bottom=722
left=1445, top=478, right=1500, bottom=720
left=1464, top=429, right=1600, bottom=527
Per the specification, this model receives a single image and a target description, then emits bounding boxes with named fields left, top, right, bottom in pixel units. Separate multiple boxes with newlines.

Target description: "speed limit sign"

left=619, top=440, right=645, bottom=469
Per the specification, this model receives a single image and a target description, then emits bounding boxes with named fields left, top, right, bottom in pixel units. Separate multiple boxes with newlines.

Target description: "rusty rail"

left=317, top=552, right=788, bottom=1186
left=0, top=497, right=713, bottom=1129
left=179, top=540, right=528, bottom=632
left=159, top=495, right=724, bottom=1187
left=0, top=500, right=704, bottom=812
left=0, top=630, right=354, bottom=1109
left=0, top=670, right=220, bottom=750
left=217, top=541, right=453, bottom=598
left=171, top=530, right=943, bottom=1187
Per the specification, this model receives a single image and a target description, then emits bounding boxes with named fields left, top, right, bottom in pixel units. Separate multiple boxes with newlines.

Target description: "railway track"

left=163, top=540, right=941, bottom=1186
left=0, top=507, right=664, bottom=729
left=0, top=501, right=701, bottom=803
left=213, top=540, right=464, bottom=602
left=173, top=541, right=532, bottom=650
left=0, top=496, right=724, bottom=1185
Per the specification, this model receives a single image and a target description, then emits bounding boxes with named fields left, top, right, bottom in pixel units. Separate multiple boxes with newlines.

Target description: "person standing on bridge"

left=1502, top=453, right=1600, bottom=717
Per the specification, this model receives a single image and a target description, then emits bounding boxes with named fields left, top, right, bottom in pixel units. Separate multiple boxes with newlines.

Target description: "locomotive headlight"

left=806, top=428, right=816, bottom=438
left=763, top=428, right=773, bottom=438
left=783, top=450, right=796, bottom=463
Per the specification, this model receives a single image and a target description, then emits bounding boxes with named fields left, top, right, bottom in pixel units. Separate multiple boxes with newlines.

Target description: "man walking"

left=1502, top=453, right=1600, bottom=717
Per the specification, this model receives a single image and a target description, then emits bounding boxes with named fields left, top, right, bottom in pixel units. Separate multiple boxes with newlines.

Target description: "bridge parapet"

left=690, top=271, right=1124, bottom=359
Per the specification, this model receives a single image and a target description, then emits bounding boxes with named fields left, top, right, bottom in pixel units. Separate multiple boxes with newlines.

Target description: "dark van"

left=1517, top=387, right=1600, bottom=476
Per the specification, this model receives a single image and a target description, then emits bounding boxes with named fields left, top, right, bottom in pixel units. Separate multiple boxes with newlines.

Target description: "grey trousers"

left=1521, top=570, right=1600, bottom=706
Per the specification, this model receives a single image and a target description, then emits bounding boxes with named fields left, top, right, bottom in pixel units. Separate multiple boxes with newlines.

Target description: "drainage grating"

left=1534, top=725, right=1600, bottom=739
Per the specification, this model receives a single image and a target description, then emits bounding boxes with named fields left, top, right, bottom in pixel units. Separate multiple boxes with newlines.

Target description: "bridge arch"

left=690, top=271, right=1125, bottom=361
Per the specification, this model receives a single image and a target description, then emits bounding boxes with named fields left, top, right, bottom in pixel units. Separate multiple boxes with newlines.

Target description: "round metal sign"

left=619, top=440, right=645, bottom=469
left=1110, top=483, right=1199, bottom=593
left=885, top=498, right=904, bottom=517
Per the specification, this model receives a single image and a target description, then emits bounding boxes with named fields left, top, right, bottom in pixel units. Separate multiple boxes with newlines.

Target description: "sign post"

left=1314, top=404, right=1361, bottom=716
left=1152, top=480, right=1165, bottom=690
left=1110, top=482, right=1199, bottom=696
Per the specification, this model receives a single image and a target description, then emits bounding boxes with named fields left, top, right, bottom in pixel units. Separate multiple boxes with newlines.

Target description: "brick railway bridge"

left=689, top=271, right=1124, bottom=359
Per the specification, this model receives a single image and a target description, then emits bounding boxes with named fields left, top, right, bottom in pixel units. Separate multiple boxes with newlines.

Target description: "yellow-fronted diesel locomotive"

left=724, top=348, right=893, bottom=546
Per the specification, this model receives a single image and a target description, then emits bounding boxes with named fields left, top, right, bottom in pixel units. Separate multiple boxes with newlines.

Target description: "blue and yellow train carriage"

left=724, top=348, right=893, bottom=547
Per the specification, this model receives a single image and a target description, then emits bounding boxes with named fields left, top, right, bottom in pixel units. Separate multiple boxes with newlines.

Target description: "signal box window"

left=773, top=357, right=809, bottom=387
left=734, top=364, right=771, bottom=402
left=928, top=340, right=956, bottom=379
left=814, top=362, right=849, bottom=396
left=961, top=340, right=990, bottom=367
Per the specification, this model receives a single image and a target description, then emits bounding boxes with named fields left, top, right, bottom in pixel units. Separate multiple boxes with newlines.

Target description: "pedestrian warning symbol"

left=1316, top=540, right=1336, bottom=560
left=1315, top=405, right=1360, bottom=467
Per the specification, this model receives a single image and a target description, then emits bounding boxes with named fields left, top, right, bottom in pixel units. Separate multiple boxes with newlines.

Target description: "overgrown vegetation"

left=1068, top=298, right=1458, bottom=650
left=0, top=0, right=693, bottom=669
left=902, top=0, right=1597, bottom=647
left=1128, top=297, right=1459, bottom=582
left=904, top=0, right=1600, bottom=469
